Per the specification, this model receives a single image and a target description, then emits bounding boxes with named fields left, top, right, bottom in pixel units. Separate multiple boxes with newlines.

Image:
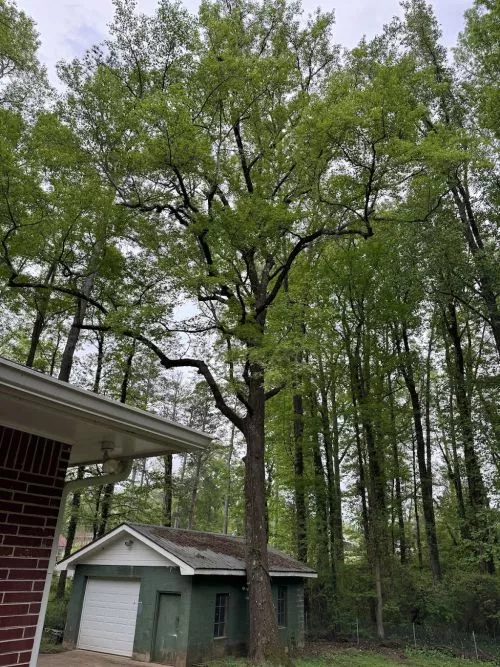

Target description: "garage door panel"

left=77, top=578, right=140, bottom=657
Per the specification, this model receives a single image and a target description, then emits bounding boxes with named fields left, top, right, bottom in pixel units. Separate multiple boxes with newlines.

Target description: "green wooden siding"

left=186, top=575, right=248, bottom=664
left=64, top=564, right=192, bottom=662
left=64, top=566, right=305, bottom=666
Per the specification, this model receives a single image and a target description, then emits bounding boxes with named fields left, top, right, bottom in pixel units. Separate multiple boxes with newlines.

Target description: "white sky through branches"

left=19, top=0, right=471, bottom=87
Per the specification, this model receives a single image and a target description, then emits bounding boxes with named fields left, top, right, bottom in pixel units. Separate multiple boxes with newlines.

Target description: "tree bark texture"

left=243, top=362, right=289, bottom=664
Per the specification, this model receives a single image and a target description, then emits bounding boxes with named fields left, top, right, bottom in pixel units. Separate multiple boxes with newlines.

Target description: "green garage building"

left=57, top=523, right=317, bottom=666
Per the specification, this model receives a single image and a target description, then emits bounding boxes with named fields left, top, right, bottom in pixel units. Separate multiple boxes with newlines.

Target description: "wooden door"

left=152, top=592, right=181, bottom=664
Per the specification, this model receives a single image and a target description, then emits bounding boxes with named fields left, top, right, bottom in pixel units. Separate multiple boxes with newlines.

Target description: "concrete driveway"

left=38, top=650, right=166, bottom=667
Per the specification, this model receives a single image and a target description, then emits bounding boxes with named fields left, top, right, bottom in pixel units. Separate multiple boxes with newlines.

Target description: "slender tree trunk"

left=56, top=465, right=85, bottom=599
left=187, top=454, right=203, bottom=530
left=97, top=483, right=114, bottom=537
left=397, top=327, right=441, bottom=581
left=449, top=184, right=500, bottom=359
left=351, top=331, right=386, bottom=639
left=49, top=330, right=62, bottom=376
left=293, top=391, right=307, bottom=563
left=443, top=303, right=494, bottom=573
left=444, top=304, right=488, bottom=513
left=317, top=355, right=343, bottom=579
left=330, top=381, right=344, bottom=565
left=25, top=263, right=57, bottom=367
left=311, top=414, right=330, bottom=578
left=411, top=435, right=423, bottom=569
left=58, top=265, right=99, bottom=382
left=439, top=387, right=468, bottom=534
left=92, top=330, right=105, bottom=393
left=353, top=394, right=370, bottom=547
left=92, top=486, right=102, bottom=540
left=163, top=455, right=173, bottom=527
left=55, top=272, right=102, bottom=598
left=388, top=373, right=406, bottom=566
left=223, top=422, right=236, bottom=534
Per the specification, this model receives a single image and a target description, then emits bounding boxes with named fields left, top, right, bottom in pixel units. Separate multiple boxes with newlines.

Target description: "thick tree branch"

left=233, top=120, right=254, bottom=194
left=80, top=324, right=245, bottom=431
left=257, top=222, right=373, bottom=315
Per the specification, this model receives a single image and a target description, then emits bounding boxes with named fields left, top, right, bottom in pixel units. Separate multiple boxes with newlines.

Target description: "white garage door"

left=77, top=578, right=140, bottom=657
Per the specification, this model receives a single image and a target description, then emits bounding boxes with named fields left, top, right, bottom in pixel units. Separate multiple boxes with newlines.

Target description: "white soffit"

left=0, top=356, right=212, bottom=465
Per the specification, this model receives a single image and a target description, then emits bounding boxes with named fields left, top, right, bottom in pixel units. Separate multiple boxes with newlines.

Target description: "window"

left=213, top=593, right=229, bottom=638
left=277, top=586, right=287, bottom=627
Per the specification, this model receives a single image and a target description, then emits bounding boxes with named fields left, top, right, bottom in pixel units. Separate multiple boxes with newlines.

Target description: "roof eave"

left=0, top=357, right=212, bottom=464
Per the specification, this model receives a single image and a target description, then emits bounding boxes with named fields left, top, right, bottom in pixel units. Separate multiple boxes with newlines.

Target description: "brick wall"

left=0, top=426, right=71, bottom=667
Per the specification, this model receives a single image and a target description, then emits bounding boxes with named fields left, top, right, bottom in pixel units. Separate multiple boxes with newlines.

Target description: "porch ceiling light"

left=101, top=440, right=120, bottom=474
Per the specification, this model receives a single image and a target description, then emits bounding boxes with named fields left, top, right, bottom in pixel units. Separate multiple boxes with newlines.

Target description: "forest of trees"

left=0, top=0, right=499, bottom=662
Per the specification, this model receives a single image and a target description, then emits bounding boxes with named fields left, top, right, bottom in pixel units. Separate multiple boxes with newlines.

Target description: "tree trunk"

left=449, top=183, right=500, bottom=359
left=293, top=391, right=307, bottom=563
left=330, top=381, right=344, bottom=565
left=97, top=483, right=114, bottom=537
left=243, top=361, right=289, bottom=664
left=56, top=465, right=85, bottom=599
left=58, top=270, right=98, bottom=382
left=397, top=327, right=441, bottom=581
left=351, top=333, right=386, bottom=639
left=317, top=355, right=343, bottom=575
left=187, top=454, right=202, bottom=530
left=223, top=422, right=236, bottom=534
left=25, top=263, right=57, bottom=368
left=92, top=330, right=105, bottom=393
left=353, top=395, right=370, bottom=547
left=387, top=373, right=406, bottom=566
left=411, top=434, right=423, bottom=569
left=55, top=270, right=100, bottom=598
left=311, top=411, right=330, bottom=578
left=443, top=302, right=494, bottom=573
left=163, top=455, right=173, bottom=527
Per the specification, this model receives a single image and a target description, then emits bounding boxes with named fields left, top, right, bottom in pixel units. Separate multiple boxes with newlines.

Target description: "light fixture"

left=101, top=440, right=120, bottom=474
left=124, top=539, right=134, bottom=547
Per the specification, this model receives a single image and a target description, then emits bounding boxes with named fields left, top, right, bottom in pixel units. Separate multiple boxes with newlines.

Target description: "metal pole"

left=473, top=630, right=478, bottom=660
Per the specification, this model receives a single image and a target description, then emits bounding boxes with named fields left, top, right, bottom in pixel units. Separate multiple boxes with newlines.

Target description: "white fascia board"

left=269, top=571, right=318, bottom=578
left=193, top=569, right=246, bottom=576
left=189, top=569, right=317, bottom=578
left=56, top=525, right=195, bottom=576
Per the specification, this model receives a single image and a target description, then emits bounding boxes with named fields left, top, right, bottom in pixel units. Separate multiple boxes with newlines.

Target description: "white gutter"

left=29, top=460, right=134, bottom=667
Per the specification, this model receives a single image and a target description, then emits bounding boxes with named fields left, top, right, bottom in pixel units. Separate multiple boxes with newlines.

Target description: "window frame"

left=277, top=585, right=287, bottom=628
left=213, top=592, right=229, bottom=638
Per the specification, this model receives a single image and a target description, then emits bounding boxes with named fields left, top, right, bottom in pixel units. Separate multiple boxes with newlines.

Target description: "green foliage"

left=1, top=0, right=499, bottom=658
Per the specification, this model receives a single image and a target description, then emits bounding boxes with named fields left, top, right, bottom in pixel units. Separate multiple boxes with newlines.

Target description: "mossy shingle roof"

left=129, top=523, right=316, bottom=576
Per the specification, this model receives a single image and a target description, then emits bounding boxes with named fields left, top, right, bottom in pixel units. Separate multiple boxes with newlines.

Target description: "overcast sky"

left=18, top=0, right=472, bottom=86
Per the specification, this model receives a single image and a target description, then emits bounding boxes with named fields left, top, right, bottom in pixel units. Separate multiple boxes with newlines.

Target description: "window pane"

left=214, top=593, right=229, bottom=637
left=277, top=586, right=287, bottom=626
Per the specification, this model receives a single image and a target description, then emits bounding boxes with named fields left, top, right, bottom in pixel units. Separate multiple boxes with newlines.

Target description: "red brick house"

left=0, top=357, right=211, bottom=667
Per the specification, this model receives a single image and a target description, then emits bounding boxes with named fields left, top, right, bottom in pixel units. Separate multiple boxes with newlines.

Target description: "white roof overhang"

left=0, top=357, right=212, bottom=465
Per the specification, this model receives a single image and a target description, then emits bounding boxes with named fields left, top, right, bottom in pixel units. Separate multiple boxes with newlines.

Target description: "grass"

left=39, top=637, right=67, bottom=654
left=295, top=648, right=495, bottom=665
left=208, top=647, right=497, bottom=666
